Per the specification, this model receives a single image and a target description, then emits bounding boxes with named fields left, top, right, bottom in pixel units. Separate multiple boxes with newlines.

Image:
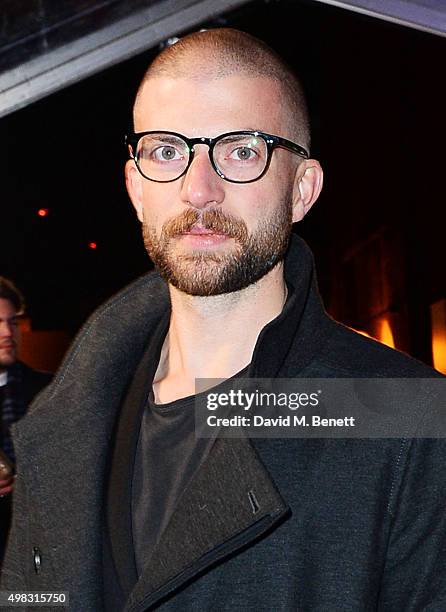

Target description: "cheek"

left=242, top=184, right=265, bottom=215
left=140, top=184, right=170, bottom=227
left=243, top=176, right=292, bottom=220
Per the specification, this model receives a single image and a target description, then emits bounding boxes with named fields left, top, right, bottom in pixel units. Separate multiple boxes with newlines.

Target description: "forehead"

left=0, top=298, right=17, bottom=319
left=134, top=75, right=288, bottom=137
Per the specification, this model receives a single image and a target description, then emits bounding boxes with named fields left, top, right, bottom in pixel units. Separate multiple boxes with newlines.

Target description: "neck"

left=153, top=263, right=287, bottom=402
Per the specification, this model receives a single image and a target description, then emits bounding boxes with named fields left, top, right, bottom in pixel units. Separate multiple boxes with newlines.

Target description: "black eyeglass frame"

left=125, top=130, right=309, bottom=184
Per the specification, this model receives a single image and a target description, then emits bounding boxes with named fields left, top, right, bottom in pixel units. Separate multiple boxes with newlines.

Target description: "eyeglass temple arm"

left=271, top=135, right=309, bottom=159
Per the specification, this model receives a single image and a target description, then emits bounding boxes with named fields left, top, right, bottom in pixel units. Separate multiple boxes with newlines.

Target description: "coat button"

left=33, top=547, right=42, bottom=574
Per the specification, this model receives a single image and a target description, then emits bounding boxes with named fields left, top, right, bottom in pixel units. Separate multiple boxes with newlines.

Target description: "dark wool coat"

left=1, top=236, right=446, bottom=611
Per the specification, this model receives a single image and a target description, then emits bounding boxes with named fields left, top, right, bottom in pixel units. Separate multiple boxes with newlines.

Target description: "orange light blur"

left=377, top=317, right=395, bottom=349
left=352, top=318, right=395, bottom=349
left=431, top=300, right=446, bottom=374
left=38, top=208, right=49, bottom=217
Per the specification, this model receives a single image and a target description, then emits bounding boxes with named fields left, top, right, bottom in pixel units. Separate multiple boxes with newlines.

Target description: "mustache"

left=162, top=208, right=249, bottom=243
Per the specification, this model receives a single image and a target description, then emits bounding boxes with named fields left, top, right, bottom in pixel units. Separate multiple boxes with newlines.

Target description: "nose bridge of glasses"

left=189, top=136, right=213, bottom=155
left=186, top=137, right=216, bottom=172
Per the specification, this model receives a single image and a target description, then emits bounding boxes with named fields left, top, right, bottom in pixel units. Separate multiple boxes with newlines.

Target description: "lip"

left=183, top=225, right=225, bottom=236
left=0, top=343, right=15, bottom=350
left=177, top=224, right=231, bottom=247
left=179, top=232, right=230, bottom=248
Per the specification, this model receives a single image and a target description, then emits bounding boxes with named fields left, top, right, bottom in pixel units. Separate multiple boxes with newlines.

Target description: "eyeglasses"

left=125, top=130, right=309, bottom=184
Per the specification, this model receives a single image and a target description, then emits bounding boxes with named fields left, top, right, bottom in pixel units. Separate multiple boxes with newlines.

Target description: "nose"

left=180, top=146, right=225, bottom=209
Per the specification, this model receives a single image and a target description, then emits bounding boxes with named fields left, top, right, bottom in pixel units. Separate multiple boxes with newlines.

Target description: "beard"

left=142, top=201, right=293, bottom=296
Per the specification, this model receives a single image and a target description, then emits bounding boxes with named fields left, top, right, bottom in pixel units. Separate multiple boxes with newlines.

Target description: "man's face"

left=127, top=73, right=301, bottom=296
left=0, top=298, right=19, bottom=370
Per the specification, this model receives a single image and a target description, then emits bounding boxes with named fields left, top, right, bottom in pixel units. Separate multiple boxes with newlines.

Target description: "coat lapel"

left=125, top=436, right=289, bottom=612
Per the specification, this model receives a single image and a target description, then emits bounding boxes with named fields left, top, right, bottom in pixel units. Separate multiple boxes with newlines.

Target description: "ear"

left=291, top=159, right=323, bottom=223
left=125, top=159, right=144, bottom=223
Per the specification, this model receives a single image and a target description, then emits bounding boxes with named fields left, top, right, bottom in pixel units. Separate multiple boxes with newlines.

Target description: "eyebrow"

left=146, top=134, right=185, bottom=145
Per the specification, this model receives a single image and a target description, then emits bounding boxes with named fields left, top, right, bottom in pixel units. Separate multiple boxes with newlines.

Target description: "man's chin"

left=0, top=351, right=17, bottom=368
left=165, top=256, right=283, bottom=297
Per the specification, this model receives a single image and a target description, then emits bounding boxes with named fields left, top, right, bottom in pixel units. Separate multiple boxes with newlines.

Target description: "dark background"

left=1, top=0, right=445, bottom=367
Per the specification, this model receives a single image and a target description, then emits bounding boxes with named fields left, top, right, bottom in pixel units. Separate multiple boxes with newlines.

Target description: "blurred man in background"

left=0, top=277, right=52, bottom=564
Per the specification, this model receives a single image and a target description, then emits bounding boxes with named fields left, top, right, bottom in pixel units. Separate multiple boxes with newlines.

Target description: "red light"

left=89, top=242, right=97, bottom=250
left=38, top=208, right=49, bottom=217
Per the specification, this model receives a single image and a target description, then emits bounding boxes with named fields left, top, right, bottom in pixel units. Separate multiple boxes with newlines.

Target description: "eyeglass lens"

left=135, top=133, right=269, bottom=182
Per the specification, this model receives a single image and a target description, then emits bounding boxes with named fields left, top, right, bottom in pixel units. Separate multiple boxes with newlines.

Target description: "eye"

left=153, top=145, right=183, bottom=162
left=230, top=146, right=257, bottom=162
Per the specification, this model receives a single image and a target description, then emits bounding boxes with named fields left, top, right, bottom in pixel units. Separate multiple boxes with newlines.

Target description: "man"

left=2, top=29, right=446, bottom=611
left=0, top=278, right=52, bottom=564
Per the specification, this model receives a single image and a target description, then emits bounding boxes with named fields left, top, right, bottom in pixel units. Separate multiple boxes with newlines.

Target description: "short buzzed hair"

left=134, top=28, right=310, bottom=150
left=0, top=277, right=25, bottom=314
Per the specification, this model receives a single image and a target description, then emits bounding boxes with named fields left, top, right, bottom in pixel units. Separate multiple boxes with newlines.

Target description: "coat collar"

left=251, top=233, right=332, bottom=378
